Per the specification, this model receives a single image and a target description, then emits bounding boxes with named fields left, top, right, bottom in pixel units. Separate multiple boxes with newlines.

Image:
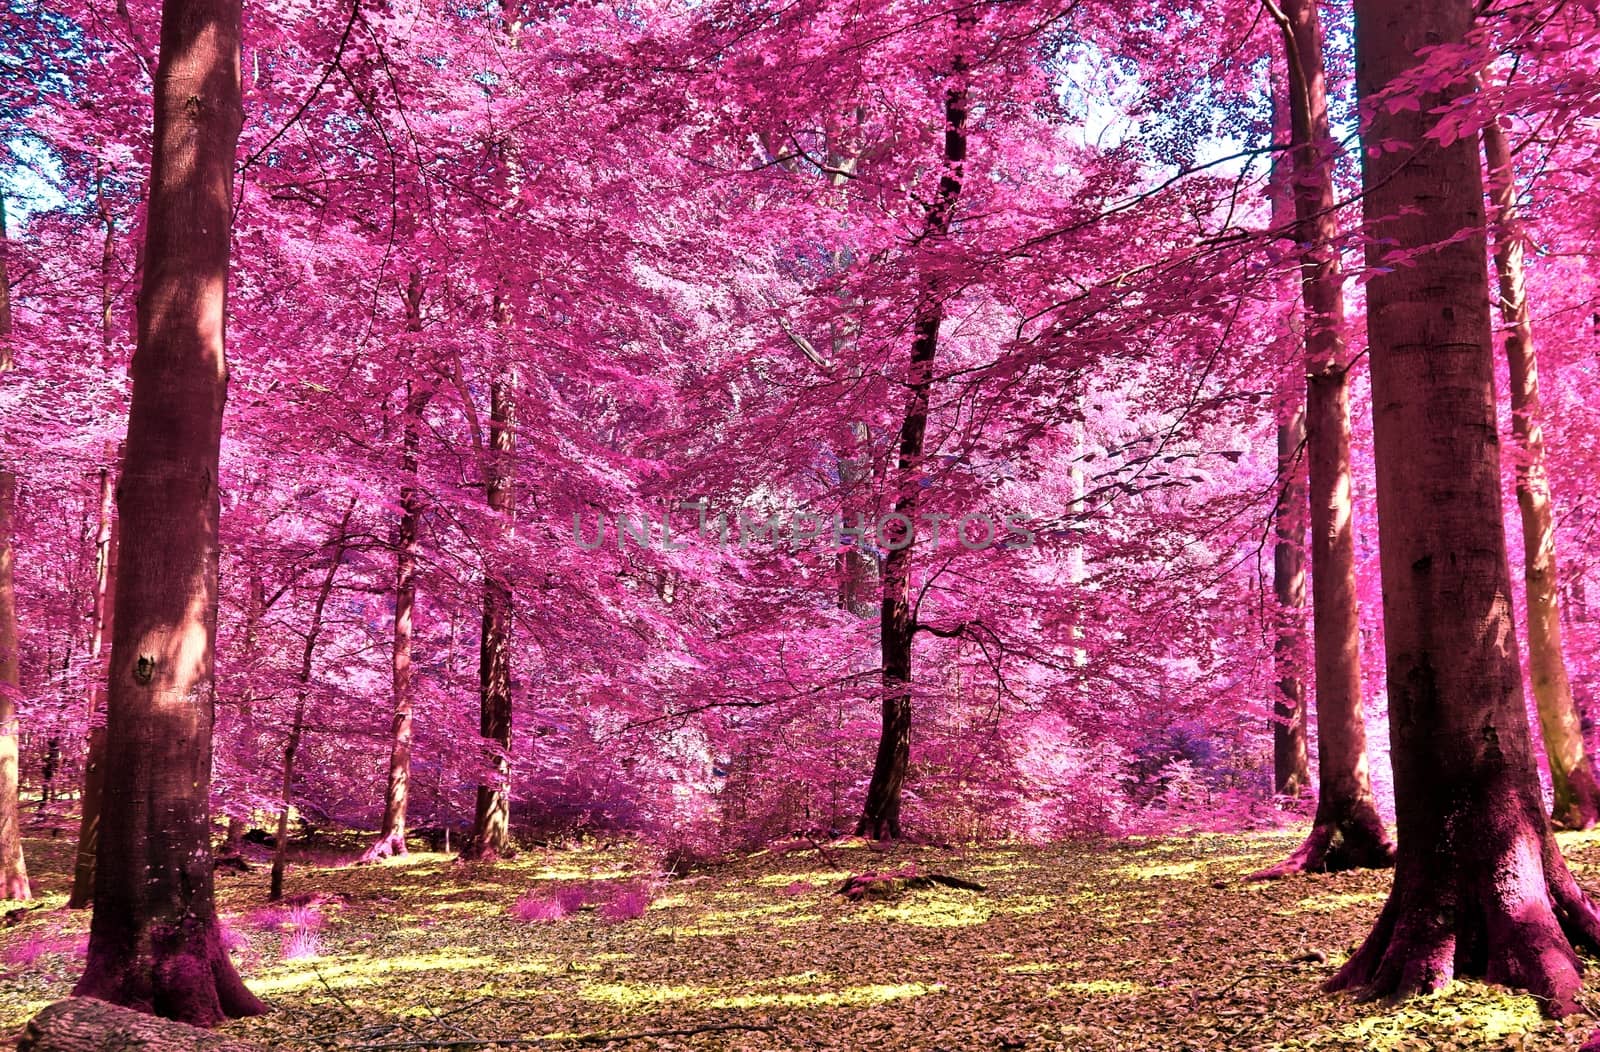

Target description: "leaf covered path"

left=7, top=830, right=1600, bottom=1049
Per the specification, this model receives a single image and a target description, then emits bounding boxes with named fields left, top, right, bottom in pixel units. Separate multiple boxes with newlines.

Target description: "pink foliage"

left=510, top=884, right=587, bottom=923
left=281, top=926, right=322, bottom=962
left=597, top=886, right=652, bottom=924
left=1, top=933, right=87, bottom=969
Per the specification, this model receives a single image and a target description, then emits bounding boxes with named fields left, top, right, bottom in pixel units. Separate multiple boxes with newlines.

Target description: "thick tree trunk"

left=1482, top=115, right=1600, bottom=830
left=1328, top=0, right=1600, bottom=1014
left=1252, top=0, right=1393, bottom=880
left=270, top=502, right=352, bottom=901
left=857, top=27, right=969, bottom=841
left=1272, top=406, right=1310, bottom=797
left=68, top=454, right=119, bottom=908
left=464, top=371, right=515, bottom=861
left=363, top=273, right=428, bottom=864
left=0, top=192, right=28, bottom=902
left=20, top=998, right=266, bottom=1052
left=71, top=0, right=264, bottom=1023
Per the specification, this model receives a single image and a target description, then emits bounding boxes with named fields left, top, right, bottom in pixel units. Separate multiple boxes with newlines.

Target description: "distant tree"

left=857, top=15, right=972, bottom=841
left=362, top=272, right=430, bottom=864
left=1482, top=102, right=1600, bottom=830
left=464, top=364, right=516, bottom=861
left=1253, top=0, right=1392, bottom=879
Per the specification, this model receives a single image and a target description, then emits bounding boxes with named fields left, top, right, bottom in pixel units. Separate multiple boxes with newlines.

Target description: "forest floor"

left=5, top=825, right=1600, bottom=1050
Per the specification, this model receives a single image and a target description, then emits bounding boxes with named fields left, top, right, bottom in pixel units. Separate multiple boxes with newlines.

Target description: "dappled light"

left=7, top=0, right=1600, bottom=1045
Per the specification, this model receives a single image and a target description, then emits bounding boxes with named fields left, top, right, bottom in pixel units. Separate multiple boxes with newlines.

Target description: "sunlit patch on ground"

left=4, top=829, right=1599, bottom=1048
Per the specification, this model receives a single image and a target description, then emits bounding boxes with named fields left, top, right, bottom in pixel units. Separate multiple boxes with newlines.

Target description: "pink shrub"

left=510, top=893, right=569, bottom=923
left=510, top=884, right=587, bottom=923
left=1, top=933, right=86, bottom=969
left=284, top=904, right=325, bottom=931
left=282, top=925, right=322, bottom=961
left=219, top=924, right=252, bottom=955
left=245, top=906, right=289, bottom=931
left=598, top=885, right=651, bottom=923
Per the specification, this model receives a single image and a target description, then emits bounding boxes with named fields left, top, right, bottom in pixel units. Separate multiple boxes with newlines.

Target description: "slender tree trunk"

left=222, top=818, right=244, bottom=856
left=464, top=370, right=515, bottom=861
left=1267, top=69, right=1311, bottom=799
left=857, top=23, right=970, bottom=841
left=67, top=459, right=118, bottom=908
left=270, top=502, right=353, bottom=901
left=362, top=274, right=429, bottom=864
left=1272, top=404, right=1311, bottom=796
left=0, top=191, right=28, bottom=902
left=1252, top=0, right=1394, bottom=879
left=837, top=421, right=877, bottom=618
left=72, top=0, right=264, bottom=1021
left=1481, top=114, right=1600, bottom=830
left=0, top=471, right=26, bottom=903
left=1328, top=0, right=1600, bottom=1014
left=97, top=162, right=116, bottom=359
left=70, top=176, right=123, bottom=905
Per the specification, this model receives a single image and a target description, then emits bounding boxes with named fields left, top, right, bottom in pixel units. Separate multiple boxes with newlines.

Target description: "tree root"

left=1326, top=839, right=1600, bottom=1018
left=357, top=833, right=408, bottom=865
left=1247, top=814, right=1394, bottom=882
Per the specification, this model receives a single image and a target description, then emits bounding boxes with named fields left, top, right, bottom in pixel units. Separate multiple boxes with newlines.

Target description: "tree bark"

left=0, top=191, right=29, bottom=902
left=363, top=273, right=428, bottom=864
left=270, top=501, right=353, bottom=901
left=68, top=452, right=119, bottom=908
left=0, top=470, right=26, bottom=903
left=464, top=368, right=515, bottom=861
left=1481, top=112, right=1600, bottom=830
left=857, top=23, right=970, bottom=841
left=1252, top=0, right=1394, bottom=880
left=1268, top=67, right=1311, bottom=800
left=1272, top=404, right=1311, bottom=797
left=1327, top=0, right=1600, bottom=1015
left=71, top=0, right=264, bottom=1022
left=19, top=998, right=266, bottom=1052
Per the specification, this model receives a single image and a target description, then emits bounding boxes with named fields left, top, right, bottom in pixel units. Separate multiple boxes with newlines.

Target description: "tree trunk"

left=0, top=470, right=26, bottom=903
left=1482, top=113, right=1600, bottom=830
left=20, top=998, right=265, bottom=1052
left=1327, top=0, right=1600, bottom=1014
left=1268, top=66, right=1311, bottom=800
left=464, top=369, right=515, bottom=861
left=71, top=0, right=264, bottom=1022
left=1252, top=0, right=1394, bottom=880
left=363, top=273, right=428, bottom=864
left=68, top=452, right=119, bottom=908
left=222, top=818, right=244, bottom=856
left=1272, top=405, right=1311, bottom=797
left=0, top=191, right=28, bottom=902
left=857, top=23, right=970, bottom=841
left=270, top=501, right=353, bottom=901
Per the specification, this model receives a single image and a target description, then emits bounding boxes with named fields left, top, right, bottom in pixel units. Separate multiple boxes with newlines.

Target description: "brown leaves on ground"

left=8, top=830, right=1600, bottom=1049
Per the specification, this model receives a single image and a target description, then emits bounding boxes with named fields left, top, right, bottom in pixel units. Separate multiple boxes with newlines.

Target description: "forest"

left=4, top=0, right=1600, bottom=1047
